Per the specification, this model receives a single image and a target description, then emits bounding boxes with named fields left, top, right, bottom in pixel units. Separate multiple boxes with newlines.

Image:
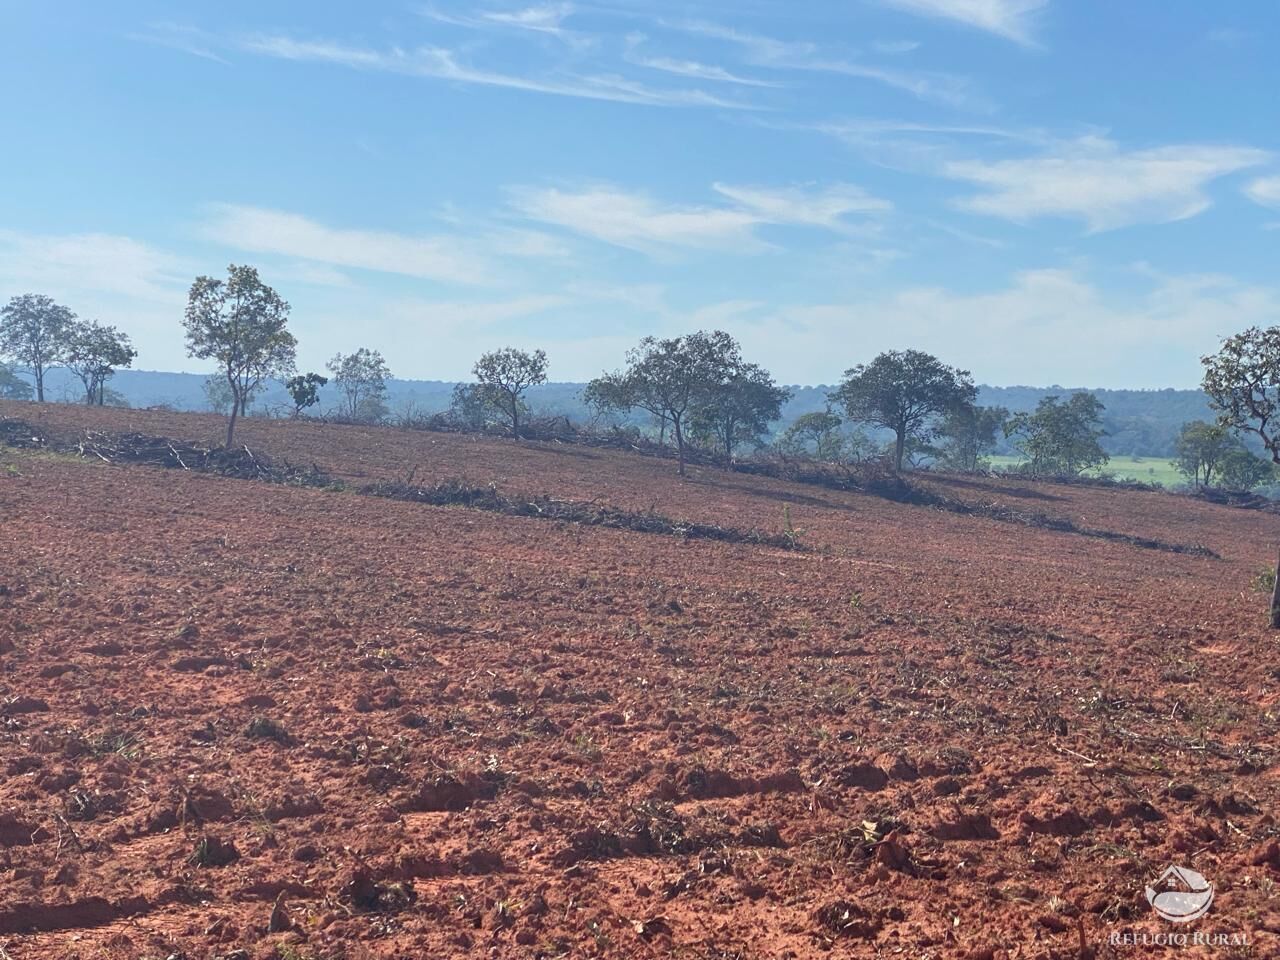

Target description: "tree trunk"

left=894, top=430, right=905, bottom=472
left=1270, top=546, right=1280, bottom=630
left=226, top=403, right=239, bottom=448
left=512, top=406, right=520, bottom=440
left=34, top=364, right=44, bottom=403
left=674, top=417, right=686, bottom=476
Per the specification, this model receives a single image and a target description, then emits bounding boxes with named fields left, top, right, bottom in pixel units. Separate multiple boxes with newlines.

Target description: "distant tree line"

left=3, top=267, right=1278, bottom=495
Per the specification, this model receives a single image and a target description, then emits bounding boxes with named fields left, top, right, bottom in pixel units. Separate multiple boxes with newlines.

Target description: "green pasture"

left=986, top=454, right=1183, bottom=488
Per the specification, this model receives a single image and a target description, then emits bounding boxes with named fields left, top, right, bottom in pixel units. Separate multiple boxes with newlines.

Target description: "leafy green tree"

left=327, top=348, right=390, bottom=422
left=690, top=361, right=790, bottom=457
left=472, top=347, right=548, bottom=439
left=1219, top=448, right=1274, bottom=491
left=448, top=383, right=490, bottom=430
left=65, top=320, right=136, bottom=405
left=1203, top=326, right=1280, bottom=463
left=0, top=363, right=33, bottom=401
left=833, top=350, right=976, bottom=472
left=184, top=265, right=296, bottom=446
left=1006, top=392, right=1109, bottom=475
left=0, top=294, right=76, bottom=402
left=935, top=405, right=1009, bottom=473
left=1173, top=420, right=1235, bottom=487
left=780, top=410, right=846, bottom=460
left=584, top=330, right=738, bottom=476
left=285, top=372, right=328, bottom=417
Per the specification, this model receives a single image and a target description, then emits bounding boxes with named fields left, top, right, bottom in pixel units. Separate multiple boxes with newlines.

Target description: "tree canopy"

left=1007, top=392, right=1109, bottom=476
left=65, top=320, right=136, bottom=406
left=1173, top=420, right=1235, bottom=487
left=779, top=409, right=847, bottom=461
left=934, top=405, right=1008, bottom=473
left=0, top=362, right=33, bottom=401
left=833, top=350, right=976, bottom=472
left=690, top=359, right=790, bottom=458
left=285, top=372, right=328, bottom=417
left=472, top=347, right=549, bottom=439
left=184, top=265, right=296, bottom=446
left=1202, top=326, right=1280, bottom=464
left=0, top=293, right=76, bottom=402
left=327, top=348, right=391, bottom=423
left=584, top=330, right=746, bottom=475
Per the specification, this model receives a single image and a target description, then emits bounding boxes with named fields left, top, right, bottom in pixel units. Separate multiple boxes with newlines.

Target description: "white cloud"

left=200, top=205, right=498, bottom=284
left=711, top=183, right=891, bottom=229
left=509, top=182, right=889, bottom=253
left=0, top=230, right=190, bottom=303
left=732, top=268, right=1280, bottom=387
left=509, top=185, right=765, bottom=253
left=1245, top=175, right=1280, bottom=210
left=872, top=0, right=1048, bottom=45
left=240, top=35, right=755, bottom=109
left=944, top=136, right=1269, bottom=230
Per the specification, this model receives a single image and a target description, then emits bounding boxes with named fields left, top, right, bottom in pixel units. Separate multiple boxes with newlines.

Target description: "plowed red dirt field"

left=1, top=401, right=1278, bottom=959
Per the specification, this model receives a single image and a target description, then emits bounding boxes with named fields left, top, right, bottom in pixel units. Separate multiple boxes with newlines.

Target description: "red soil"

left=1, top=401, right=1278, bottom=959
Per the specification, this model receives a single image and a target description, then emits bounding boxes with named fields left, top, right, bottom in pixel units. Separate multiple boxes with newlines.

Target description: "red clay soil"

left=1, top=401, right=1278, bottom=960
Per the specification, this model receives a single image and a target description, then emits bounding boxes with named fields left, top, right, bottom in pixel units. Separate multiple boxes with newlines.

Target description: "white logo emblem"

left=1145, top=865, right=1214, bottom=924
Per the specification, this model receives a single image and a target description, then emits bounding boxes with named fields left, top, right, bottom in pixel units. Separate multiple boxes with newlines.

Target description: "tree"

left=584, top=331, right=739, bottom=476
left=690, top=361, right=790, bottom=457
left=327, top=349, right=391, bottom=422
left=472, top=347, right=548, bottom=439
left=1219, top=448, right=1274, bottom=492
left=1203, top=326, right=1280, bottom=463
left=833, top=350, right=976, bottom=472
left=1173, top=420, right=1235, bottom=487
left=285, top=372, right=327, bottom=417
left=0, top=363, right=33, bottom=401
left=0, top=294, right=76, bottom=402
left=780, top=410, right=846, bottom=460
left=65, top=320, right=136, bottom=405
left=1006, top=392, right=1109, bottom=475
left=448, top=382, right=490, bottom=430
left=935, top=405, right=1009, bottom=473
left=184, top=265, right=296, bottom=446
left=1203, top=327, right=1280, bottom=626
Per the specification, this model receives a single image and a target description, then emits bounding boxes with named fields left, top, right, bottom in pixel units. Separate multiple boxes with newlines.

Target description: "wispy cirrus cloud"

left=670, top=19, right=986, bottom=110
left=943, top=136, right=1269, bottom=230
left=623, top=34, right=783, bottom=87
left=240, top=35, right=756, bottom=109
left=128, top=22, right=228, bottom=64
left=419, top=2, right=595, bottom=48
left=870, top=0, right=1049, bottom=46
left=508, top=182, right=890, bottom=253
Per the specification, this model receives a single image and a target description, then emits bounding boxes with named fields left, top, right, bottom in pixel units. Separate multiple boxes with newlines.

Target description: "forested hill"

left=27, top=368, right=1214, bottom=458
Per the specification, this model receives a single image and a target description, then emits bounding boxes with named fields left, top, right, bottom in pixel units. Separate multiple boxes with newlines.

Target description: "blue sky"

left=2, top=1, right=1277, bottom=387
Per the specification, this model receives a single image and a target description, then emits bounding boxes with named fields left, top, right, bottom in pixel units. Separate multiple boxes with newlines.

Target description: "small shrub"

left=1252, top=566, right=1277, bottom=594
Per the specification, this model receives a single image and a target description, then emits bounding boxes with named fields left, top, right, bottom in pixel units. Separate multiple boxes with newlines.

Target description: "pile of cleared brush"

left=0, top=419, right=331, bottom=487
left=75, top=430, right=329, bottom=485
left=362, top=478, right=799, bottom=549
